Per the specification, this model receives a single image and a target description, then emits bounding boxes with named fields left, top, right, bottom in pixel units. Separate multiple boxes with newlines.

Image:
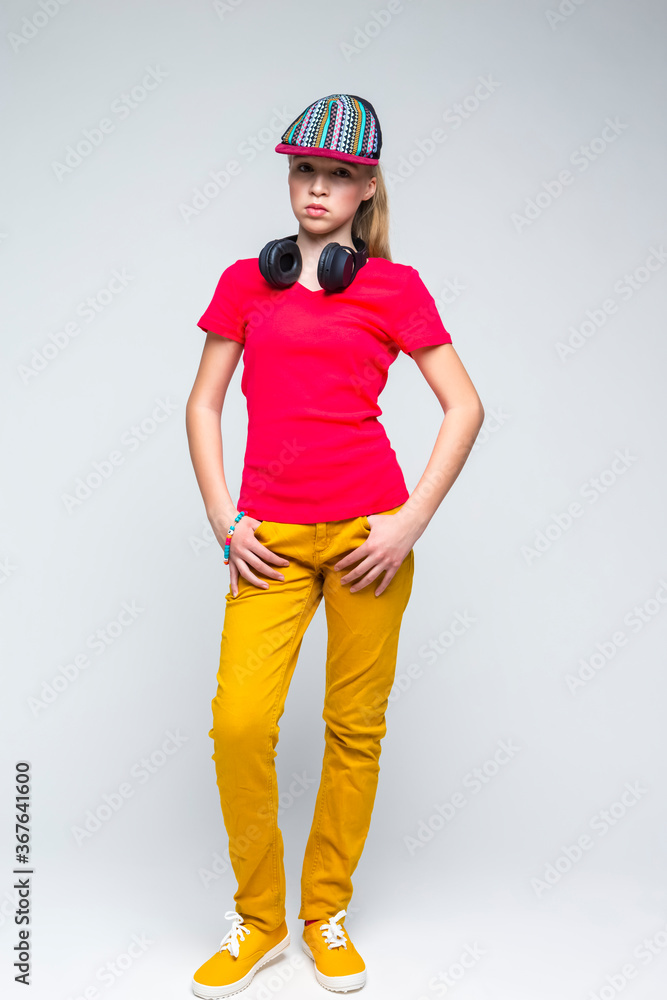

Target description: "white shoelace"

left=218, top=910, right=251, bottom=958
left=319, top=909, right=348, bottom=949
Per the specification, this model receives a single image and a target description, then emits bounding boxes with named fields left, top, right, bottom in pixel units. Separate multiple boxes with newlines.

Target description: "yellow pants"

left=208, top=503, right=414, bottom=933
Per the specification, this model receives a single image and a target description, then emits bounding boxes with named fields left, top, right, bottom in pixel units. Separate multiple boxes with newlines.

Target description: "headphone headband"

left=258, top=233, right=369, bottom=292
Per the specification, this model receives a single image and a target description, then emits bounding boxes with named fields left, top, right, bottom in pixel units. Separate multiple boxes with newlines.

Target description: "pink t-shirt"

left=197, top=256, right=452, bottom=523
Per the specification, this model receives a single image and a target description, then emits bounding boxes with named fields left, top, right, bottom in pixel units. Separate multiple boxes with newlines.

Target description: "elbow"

left=475, top=398, right=485, bottom=429
left=443, top=395, right=485, bottom=428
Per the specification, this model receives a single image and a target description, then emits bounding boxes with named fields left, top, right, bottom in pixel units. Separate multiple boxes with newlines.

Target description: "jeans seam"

left=302, top=736, right=331, bottom=905
left=266, top=574, right=318, bottom=927
left=302, top=542, right=414, bottom=910
left=302, top=631, right=334, bottom=903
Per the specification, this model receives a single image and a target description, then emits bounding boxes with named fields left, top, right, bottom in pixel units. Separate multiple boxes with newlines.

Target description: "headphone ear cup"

left=259, top=236, right=303, bottom=288
left=351, top=235, right=369, bottom=266
left=318, top=242, right=357, bottom=292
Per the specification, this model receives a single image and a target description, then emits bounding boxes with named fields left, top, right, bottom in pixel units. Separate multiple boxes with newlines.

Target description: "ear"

left=362, top=175, right=377, bottom=201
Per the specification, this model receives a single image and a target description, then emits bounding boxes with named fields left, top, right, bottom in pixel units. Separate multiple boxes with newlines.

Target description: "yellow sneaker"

left=192, top=910, right=290, bottom=998
left=302, top=909, right=366, bottom=992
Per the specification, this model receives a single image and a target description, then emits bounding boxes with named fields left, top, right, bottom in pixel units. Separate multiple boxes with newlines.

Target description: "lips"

left=306, top=205, right=327, bottom=213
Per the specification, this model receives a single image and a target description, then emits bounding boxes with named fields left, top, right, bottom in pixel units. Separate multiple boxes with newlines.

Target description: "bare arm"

left=335, top=341, right=485, bottom=595
left=185, top=331, right=289, bottom=595
left=396, top=342, right=485, bottom=539
left=185, top=331, right=244, bottom=534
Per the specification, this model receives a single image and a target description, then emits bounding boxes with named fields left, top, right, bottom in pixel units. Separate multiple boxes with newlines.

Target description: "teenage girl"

left=186, top=93, right=484, bottom=998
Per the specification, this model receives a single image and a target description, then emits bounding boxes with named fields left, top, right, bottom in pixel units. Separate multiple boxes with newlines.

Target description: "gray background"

left=2, top=0, right=667, bottom=997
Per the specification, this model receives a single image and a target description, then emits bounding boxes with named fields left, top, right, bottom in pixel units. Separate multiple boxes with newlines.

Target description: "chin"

left=302, top=217, right=336, bottom=231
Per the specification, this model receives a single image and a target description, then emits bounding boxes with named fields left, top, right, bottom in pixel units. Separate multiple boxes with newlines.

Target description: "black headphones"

left=258, top=233, right=369, bottom=292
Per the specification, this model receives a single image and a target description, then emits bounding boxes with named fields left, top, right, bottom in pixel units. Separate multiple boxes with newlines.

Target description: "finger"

left=339, top=545, right=375, bottom=583
left=229, top=563, right=238, bottom=598
left=373, top=569, right=396, bottom=597
left=342, top=557, right=381, bottom=588
left=253, top=540, right=290, bottom=567
left=349, top=566, right=386, bottom=594
left=334, top=542, right=367, bottom=573
left=339, top=559, right=370, bottom=585
left=233, top=557, right=271, bottom=590
left=244, top=546, right=288, bottom=582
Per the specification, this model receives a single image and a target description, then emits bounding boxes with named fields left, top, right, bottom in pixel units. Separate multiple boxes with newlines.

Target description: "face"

left=287, top=156, right=376, bottom=235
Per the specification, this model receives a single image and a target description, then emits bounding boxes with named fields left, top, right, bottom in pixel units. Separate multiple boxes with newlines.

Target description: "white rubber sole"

left=301, top=940, right=367, bottom=992
left=192, top=932, right=290, bottom=998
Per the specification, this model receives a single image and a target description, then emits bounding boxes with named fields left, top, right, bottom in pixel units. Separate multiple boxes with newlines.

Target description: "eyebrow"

left=298, top=157, right=357, bottom=170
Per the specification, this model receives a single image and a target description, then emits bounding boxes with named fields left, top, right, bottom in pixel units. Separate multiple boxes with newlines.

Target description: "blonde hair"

left=353, top=164, right=392, bottom=262
left=287, top=156, right=392, bottom=262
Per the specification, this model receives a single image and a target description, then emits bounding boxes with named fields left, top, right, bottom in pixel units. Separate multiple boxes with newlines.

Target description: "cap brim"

left=274, top=143, right=379, bottom=165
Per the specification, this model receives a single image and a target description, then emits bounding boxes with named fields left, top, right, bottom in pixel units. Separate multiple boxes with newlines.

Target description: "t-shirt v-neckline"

left=294, top=281, right=326, bottom=296
left=292, top=259, right=375, bottom=296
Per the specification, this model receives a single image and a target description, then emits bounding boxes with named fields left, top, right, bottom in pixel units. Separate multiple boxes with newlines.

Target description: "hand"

left=334, top=511, right=417, bottom=597
left=215, top=514, right=290, bottom=598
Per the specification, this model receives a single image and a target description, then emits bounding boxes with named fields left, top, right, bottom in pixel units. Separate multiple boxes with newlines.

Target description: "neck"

left=296, top=225, right=356, bottom=268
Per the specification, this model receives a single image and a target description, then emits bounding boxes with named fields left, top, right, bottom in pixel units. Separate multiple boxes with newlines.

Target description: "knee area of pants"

left=325, top=726, right=384, bottom=753
left=211, top=711, right=276, bottom=745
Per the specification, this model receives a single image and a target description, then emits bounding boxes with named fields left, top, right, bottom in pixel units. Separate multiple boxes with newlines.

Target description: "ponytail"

left=352, top=164, right=392, bottom=262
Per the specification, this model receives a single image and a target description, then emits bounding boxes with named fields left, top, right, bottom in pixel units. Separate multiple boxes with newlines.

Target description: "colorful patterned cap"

left=275, top=94, right=382, bottom=165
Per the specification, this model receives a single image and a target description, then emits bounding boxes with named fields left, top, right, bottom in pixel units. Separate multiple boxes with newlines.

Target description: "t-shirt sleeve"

left=390, top=266, right=453, bottom=356
left=197, top=264, right=246, bottom=344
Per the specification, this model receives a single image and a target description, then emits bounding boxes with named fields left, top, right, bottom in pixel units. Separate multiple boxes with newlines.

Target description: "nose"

left=310, top=172, right=328, bottom=195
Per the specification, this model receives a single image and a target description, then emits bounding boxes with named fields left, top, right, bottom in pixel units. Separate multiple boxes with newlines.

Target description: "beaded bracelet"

left=224, top=510, right=247, bottom=564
